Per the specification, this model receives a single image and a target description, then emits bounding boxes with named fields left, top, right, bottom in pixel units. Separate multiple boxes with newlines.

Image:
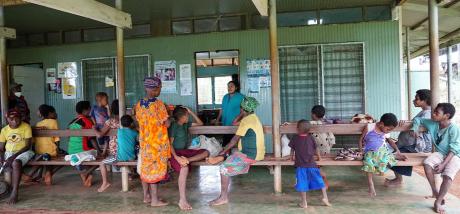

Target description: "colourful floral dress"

left=105, top=118, right=120, bottom=157
left=135, top=98, right=170, bottom=183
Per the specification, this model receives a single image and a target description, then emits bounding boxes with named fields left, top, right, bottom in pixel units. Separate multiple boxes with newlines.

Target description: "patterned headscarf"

left=241, top=96, right=259, bottom=112
left=144, top=77, right=161, bottom=89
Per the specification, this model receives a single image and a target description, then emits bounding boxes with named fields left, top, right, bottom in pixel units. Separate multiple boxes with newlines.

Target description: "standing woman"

left=215, top=81, right=244, bottom=146
left=134, top=77, right=170, bottom=207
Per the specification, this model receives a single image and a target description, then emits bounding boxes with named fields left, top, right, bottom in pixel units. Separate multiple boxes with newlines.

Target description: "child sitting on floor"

left=23, top=104, right=60, bottom=185
left=359, top=113, right=407, bottom=197
left=0, top=109, right=35, bottom=204
left=97, top=114, right=138, bottom=192
left=168, top=106, right=208, bottom=210
left=290, top=119, right=331, bottom=208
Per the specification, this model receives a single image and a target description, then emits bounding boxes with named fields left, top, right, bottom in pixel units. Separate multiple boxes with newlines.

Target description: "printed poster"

left=179, top=64, right=192, bottom=96
left=247, top=77, right=260, bottom=93
left=46, top=68, right=56, bottom=84
left=62, top=78, right=77, bottom=99
left=57, top=62, right=78, bottom=78
left=154, top=60, right=176, bottom=93
left=246, top=59, right=271, bottom=93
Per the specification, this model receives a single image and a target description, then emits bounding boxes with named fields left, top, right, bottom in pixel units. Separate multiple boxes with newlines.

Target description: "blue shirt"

left=221, top=92, right=244, bottom=126
left=117, top=128, right=138, bottom=161
left=90, top=105, right=109, bottom=129
left=411, top=118, right=460, bottom=157
left=364, top=130, right=386, bottom=153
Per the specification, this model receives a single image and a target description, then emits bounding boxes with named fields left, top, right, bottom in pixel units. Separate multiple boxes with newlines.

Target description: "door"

left=11, top=65, right=45, bottom=124
left=82, top=58, right=116, bottom=103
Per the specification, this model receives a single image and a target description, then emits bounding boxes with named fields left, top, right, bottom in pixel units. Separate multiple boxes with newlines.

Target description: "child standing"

left=24, top=104, right=60, bottom=185
left=289, top=119, right=331, bottom=208
left=68, top=101, right=99, bottom=187
left=90, top=92, right=110, bottom=156
left=359, top=113, right=406, bottom=197
left=0, top=110, right=34, bottom=204
left=169, top=106, right=208, bottom=210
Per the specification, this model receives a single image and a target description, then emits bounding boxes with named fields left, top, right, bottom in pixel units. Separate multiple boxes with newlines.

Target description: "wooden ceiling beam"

left=22, top=0, right=132, bottom=29
left=411, top=27, right=460, bottom=58
left=251, top=0, right=268, bottom=16
left=0, top=0, right=27, bottom=6
left=404, top=2, right=460, bottom=17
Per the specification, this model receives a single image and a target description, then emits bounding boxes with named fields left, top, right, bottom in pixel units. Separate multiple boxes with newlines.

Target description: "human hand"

left=395, top=152, right=408, bottom=161
left=434, top=164, right=446, bottom=173
left=177, top=156, right=189, bottom=166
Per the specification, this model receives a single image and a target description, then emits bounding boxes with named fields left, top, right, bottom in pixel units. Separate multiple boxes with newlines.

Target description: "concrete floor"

left=1, top=166, right=459, bottom=214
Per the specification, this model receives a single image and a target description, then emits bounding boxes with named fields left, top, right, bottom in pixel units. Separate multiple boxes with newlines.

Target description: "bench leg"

left=274, top=165, right=282, bottom=195
left=121, top=166, right=129, bottom=192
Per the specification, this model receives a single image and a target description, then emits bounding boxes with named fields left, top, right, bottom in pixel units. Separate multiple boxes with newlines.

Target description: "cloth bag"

left=189, top=135, right=223, bottom=157
left=64, top=150, right=97, bottom=166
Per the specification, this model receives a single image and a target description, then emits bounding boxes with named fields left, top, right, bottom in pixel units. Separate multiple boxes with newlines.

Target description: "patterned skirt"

left=362, top=146, right=397, bottom=174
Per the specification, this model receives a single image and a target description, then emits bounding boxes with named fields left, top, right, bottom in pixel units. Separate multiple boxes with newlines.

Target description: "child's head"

left=95, top=92, right=109, bottom=107
left=376, top=113, right=398, bottom=133
left=173, top=106, right=189, bottom=124
left=413, top=89, right=431, bottom=107
left=76, top=101, right=91, bottom=116
left=120, top=115, right=135, bottom=128
left=38, top=104, right=57, bottom=119
left=432, top=103, right=455, bottom=122
left=6, top=109, right=21, bottom=129
left=311, top=105, right=326, bottom=121
left=227, top=81, right=239, bottom=94
left=297, top=119, right=310, bottom=135
left=111, top=99, right=119, bottom=116
left=144, top=77, right=162, bottom=98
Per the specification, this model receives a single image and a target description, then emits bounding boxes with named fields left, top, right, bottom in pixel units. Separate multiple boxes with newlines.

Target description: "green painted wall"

left=6, top=21, right=401, bottom=152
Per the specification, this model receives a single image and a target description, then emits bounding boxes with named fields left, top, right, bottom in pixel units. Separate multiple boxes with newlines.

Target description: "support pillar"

left=116, top=0, right=126, bottom=117
left=447, top=46, right=452, bottom=103
left=429, top=0, right=440, bottom=108
left=0, top=7, right=8, bottom=126
left=406, top=27, right=412, bottom=118
left=268, top=0, right=282, bottom=194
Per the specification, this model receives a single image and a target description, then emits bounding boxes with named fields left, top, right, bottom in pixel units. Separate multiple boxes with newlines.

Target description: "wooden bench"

left=28, top=122, right=428, bottom=192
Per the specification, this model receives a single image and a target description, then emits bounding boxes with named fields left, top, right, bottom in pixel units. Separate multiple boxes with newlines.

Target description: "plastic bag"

left=281, top=134, right=291, bottom=157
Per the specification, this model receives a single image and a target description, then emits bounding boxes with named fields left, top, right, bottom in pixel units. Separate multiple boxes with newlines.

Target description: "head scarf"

left=241, top=96, right=259, bottom=112
left=144, top=77, right=161, bottom=89
left=6, top=109, right=20, bottom=118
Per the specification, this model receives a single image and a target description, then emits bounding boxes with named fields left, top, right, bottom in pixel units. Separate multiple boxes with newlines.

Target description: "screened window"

left=366, top=6, right=391, bottom=21
left=279, top=43, right=364, bottom=122
left=194, top=18, right=218, bottom=33
left=278, top=11, right=317, bottom=27
left=219, top=16, right=242, bottom=31
left=172, top=20, right=192, bottom=34
left=64, top=30, right=81, bottom=43
left=320, top=8, right=363, bottom=24
left=84, top=28, right=115, bottom=42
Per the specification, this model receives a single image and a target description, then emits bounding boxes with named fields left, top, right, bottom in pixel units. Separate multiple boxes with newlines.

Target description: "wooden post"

left=116, top=0, right=126, bottom=117
left=0, top=6, right=7, bottom=126
left=406, top=27, right=412, bottom=118
left=429, top=0, right=440, bottom=108
left=447, top=46, right=453, bottom=103
left=121, top=166, right=129, bottom=192
left=268, top=0, right=282, bottom=194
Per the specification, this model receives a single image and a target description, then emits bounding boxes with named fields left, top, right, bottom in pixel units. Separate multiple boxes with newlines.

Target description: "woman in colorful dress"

left=134, top=77, right=170, bottom=207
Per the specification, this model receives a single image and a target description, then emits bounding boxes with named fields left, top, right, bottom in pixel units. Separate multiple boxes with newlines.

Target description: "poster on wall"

left=179, top=64, right=192, bottom=96
left=154, top=60, right=176, bottom=93
left=62, top=78, right=77, bottom=99
left=246, top=59, right=271, bottom=93
left=46, top=68, right=56, bottom=84
left=57, top=62, right=78, bottom=78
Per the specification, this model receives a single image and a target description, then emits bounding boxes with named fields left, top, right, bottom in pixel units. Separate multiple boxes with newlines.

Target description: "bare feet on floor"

left=209, top=197, right=229, bottom=206
left=150, top=199, right=169, bottom=207
left=178, top=200, right=193, bottom=210
left=322, top=198, right=332, bottom=206
left=384, top=178, right=402, bottom=187
left=298, top=202, right=308, bottom=209
left=368, top=189, right=376, bottom=198
left=97, top=183, right=111, bottom=192
left=425, top=195, right=446, bottom=205
left=434, top=200, right=447, bottom=214
left=206, top=156, right=224, bottom=165
left=6, top=194, right=18, bottom=205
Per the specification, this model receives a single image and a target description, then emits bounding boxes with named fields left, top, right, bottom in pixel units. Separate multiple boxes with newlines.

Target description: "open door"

left=11, top=64, right=45, bottom=124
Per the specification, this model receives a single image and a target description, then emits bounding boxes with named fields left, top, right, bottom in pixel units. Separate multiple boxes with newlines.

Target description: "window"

left=83, top=28, right=115, bottom=42
left=366, top=6, right=391, bottom=21
left=279, top=43, right=364, bottom=122
left=214, top=76, right=233, bottom=104
left=219, top=16, right=242, bottom=31
left=320, top=8, right=363, bottom=24
left=28, top=33, right=45, bottom=46
left=46, top=32, right=62, bottom=45
left=194, top=18, right=218, bottom=33
left=125, top=24, right=151, bottom=38
left=172, top=20, right=192, bottom=34
left=197, top=77, right=213, bottom=105
left=278, top=11, right=317, bottom=27
left=64, top=30, right=81, bottom=43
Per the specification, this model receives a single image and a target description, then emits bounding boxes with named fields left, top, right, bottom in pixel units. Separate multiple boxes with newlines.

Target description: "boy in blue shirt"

left=411, top=103, right=460, bottom=214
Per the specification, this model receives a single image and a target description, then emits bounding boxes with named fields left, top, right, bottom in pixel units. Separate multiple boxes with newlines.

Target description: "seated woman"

left=168, top=106, right=209, bottom=210
left=386, top=89, right=432, bottom=187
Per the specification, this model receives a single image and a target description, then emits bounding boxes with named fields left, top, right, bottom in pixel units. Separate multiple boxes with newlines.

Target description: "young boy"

left=290, top=119, right=331, bottom=208
left=0, top=110, right=34, bottom=204
left=411, top=103, right=460, bottom=214
left=208, top=96, right=265, bottom=206
left=91, top=92, right=110, bottom=156
left=68, top=101, right=99, bottom=187
left=23, top=104, right=60, bottom=185
left=168, top=106, right=208, bottom=210
left=97, top=115, right=138, bottom=192
left=359, top=113, right=407, bottom=197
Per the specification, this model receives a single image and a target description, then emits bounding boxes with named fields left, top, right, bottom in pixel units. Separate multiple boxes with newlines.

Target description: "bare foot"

left=84, top=174, right=93, bottom=187
left=384, top=178, right=402, bottom=187
left=368, top=189, right=377, bottom=198
left=322, top=198, right=332, bottom=206
left=44, top=172, right=52, bottom=186
left=151, top=200, right=169, bottom=207
left=298, top=202, right=308, bottom=209
left=97, top=183, right=111, bottom=192
left=178, top=200, right=193, bottom=210
left=209, top=197, right=229, bottom=206
left=425, top=195, right=445, bottom=205
left=434, top=200, right=447, bottom=214
left=206, top=156, right=224, bottom=165
left=6, top=194, right=18, bottom=205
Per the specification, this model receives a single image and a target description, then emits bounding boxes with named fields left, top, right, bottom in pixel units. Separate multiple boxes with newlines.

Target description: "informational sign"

left=46, top=68, right=56, bottom=84
left=62, top=78, right=77, bottom=99
left=154, top=60, right=176, bottom=93
left=179, top=64, right=192, bottom=96
left=246, top=59, right=271, bottom=93
left=57, top=62, right=78, bottom=78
